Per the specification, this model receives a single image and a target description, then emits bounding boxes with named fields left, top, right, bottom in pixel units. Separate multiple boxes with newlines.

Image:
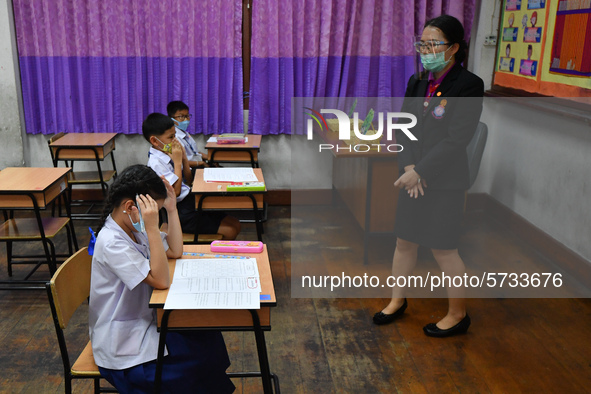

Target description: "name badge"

left=432, top=99, right=447, bottom=119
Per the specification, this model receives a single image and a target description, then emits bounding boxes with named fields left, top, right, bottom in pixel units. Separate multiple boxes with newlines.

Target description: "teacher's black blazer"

left=396, top=64, right=484, bottom=190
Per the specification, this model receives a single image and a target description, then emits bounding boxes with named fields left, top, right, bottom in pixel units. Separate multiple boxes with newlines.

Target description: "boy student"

left=142, top=113, right=241, bottom=239
left=167, top=100, right=209, bottom=168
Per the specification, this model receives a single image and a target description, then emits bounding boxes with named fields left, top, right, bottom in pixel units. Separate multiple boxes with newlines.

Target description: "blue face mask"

left=174, top=119, right=190, bottom=132
left=420, top=47, right=452, bottom=72
left=128, top=195, right=145, bottom=232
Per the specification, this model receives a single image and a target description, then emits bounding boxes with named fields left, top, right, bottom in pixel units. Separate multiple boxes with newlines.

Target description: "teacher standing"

left=373, top=15, right=484, bottom=337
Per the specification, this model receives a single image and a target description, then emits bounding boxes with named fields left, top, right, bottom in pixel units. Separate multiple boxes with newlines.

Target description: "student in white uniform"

left=143, top=113, right=241, bottom=240
left=89, top=165, right=234, bottom=393
left=167, top=100, right=208, bottom=168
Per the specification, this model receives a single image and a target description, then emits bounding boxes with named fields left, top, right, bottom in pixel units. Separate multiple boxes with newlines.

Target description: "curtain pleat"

left=249, top=0, right=476, bottom=135
left=13, top=0, right=243, bottom=135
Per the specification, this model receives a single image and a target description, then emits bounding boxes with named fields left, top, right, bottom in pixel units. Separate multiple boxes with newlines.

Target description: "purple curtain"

left=249, top=0, right=477, bottom=135
left=14, top=0, right=243, bottom=135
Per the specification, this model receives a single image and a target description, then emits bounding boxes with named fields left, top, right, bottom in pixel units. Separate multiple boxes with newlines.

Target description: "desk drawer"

left=210, top=150, right=259, bottom=162
left=194, top=194, right=264, bottom=210
left=157, top=307, right=271, bottom=329
left=0, top=175, right=68, bottom=209
left=52, top=146, right=108, bottom=160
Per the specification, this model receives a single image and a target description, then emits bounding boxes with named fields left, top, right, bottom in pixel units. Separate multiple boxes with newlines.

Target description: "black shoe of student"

left=423, top=314, right=471, bottom=337
left=372, top=299, right=408, bottom=325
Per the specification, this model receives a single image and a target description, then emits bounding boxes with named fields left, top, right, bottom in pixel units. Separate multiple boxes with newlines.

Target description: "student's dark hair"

left=424, top=14, right=468, bottom=64
left=167, top=101, right=189, bottom=117
left=142, top=113, right=175, bottom=142
left=97, top=165, right=167, bottom=231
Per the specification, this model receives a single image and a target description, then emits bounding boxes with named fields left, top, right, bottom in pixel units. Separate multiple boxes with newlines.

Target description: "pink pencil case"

left=210, top=240, right=264, bottom=253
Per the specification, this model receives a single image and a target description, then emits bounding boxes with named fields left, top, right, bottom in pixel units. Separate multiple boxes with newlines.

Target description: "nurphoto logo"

left=304, top=108, right=418, bottom=153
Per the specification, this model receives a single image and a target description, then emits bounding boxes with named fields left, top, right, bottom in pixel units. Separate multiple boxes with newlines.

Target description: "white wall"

left=0, top=0, right=24, bottom=167
left=468, top=0, right=591, bottom=262
left=22, top=107, right=332, bottom=190
left=478, top=99, right=591, bottom=261
left=22, top=131, right=328, bottom=191
left=468, top=0, right=500, bottom=90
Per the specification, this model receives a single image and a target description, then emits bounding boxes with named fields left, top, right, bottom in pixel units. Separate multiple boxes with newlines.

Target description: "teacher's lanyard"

left=424, top=82, right=440, bottom=109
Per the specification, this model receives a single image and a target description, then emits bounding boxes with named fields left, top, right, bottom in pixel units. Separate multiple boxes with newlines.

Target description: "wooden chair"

left=0, top=211, right=73, bottom=278
left=46, top=248, right=117, bottom=393
left=48, top=132, right=116, bottom=218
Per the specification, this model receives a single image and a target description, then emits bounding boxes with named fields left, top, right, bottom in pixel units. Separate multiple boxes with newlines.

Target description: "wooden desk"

left=205, top=134, right=262, bottom=168
left=49, top=133, right=119, bottom=201
left=49, top=133, right=117, bottom=160
left=316, top=127, right=398, bottom=264
left=0, top=167, right=70, bottom=209
left=192, top=168, right=266, bottom=241
left=0, top=167, right=78, bottom=289
left=149, top=244, right=278, bottom=393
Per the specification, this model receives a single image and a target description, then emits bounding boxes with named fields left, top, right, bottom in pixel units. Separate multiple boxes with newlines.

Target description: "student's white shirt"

left=175, top=126, right=202, bottom=163
left=89, top=216, right=169, bottom=370
left=147, top=146, right=190, bottom=203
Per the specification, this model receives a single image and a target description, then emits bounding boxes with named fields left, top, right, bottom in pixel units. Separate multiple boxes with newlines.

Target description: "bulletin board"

left=493, top=0, right=591, bottom=98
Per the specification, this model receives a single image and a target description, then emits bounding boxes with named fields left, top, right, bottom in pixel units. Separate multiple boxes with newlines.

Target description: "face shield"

left=413, top=35, right=453, bottom=79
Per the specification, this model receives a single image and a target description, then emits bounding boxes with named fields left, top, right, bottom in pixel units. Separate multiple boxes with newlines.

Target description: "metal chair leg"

left=7, top=241, right=13, bottom=277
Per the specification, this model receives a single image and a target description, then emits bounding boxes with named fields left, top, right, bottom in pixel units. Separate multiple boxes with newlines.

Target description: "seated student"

left=167, top=100, right=209, bottom=168
left=142, top=113, right=241, bottom=239
left=89, top=164, right=234, bottom=393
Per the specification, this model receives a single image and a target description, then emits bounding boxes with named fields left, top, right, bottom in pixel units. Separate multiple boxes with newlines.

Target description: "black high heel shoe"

left=423, top=314, right=471, bottom=337
left=372, top=299, right=407, bottom=325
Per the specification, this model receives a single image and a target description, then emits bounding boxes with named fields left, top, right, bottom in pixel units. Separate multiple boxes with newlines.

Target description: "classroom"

left=1, top=0, right=590, bottom=392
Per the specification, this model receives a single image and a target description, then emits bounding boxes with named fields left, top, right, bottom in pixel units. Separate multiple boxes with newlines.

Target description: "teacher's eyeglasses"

left=413, top=41, right=451, bottom=53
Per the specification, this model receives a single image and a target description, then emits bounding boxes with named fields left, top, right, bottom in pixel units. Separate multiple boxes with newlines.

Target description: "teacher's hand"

left=394, top=170, right=426, bottom=198
left=406, top=182, right=426, bottom=198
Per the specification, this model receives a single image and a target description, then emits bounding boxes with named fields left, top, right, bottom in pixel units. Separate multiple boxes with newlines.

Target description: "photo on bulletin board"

left=506, top=0, right=522, bottom=10
left=503, top=27, right=519, bottom=41
left=523, top=27, right=542, bottom=42
left=528, top=0, right=546, bottom=9
left=520, top=54, right=538, bottom=77
left=495, top=3, right=543, bottom=81
left=499, top=43, right=516, bottom=72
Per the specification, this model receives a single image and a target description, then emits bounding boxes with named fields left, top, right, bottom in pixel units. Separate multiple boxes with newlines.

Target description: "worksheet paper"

left=203, top=168, right=258, bottom=183
left=164, top=292, right=260, bottom=310
left=164, top=258, right=261, bottom=310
